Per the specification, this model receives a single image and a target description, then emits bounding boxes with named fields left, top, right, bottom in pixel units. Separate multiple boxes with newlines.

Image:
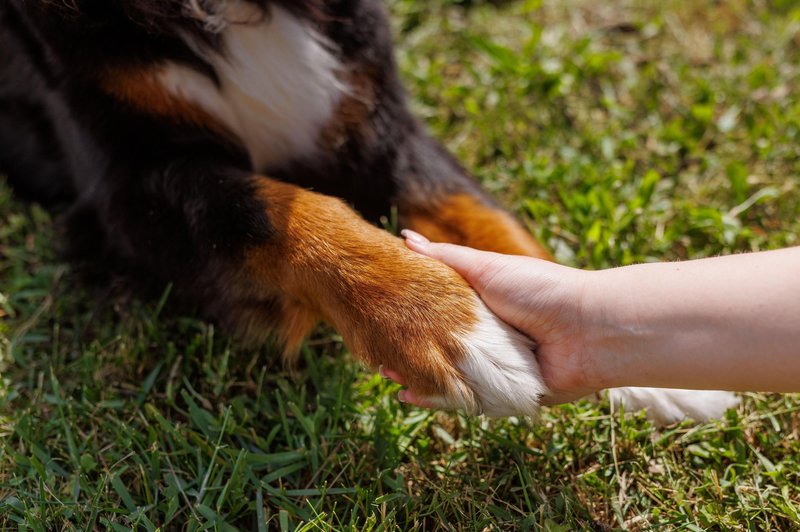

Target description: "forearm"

left=586, top=247, right=800, bottom=392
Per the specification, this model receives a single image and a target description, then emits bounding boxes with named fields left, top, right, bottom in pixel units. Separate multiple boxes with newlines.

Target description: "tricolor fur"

left=0, top=0, right=736, bottom=423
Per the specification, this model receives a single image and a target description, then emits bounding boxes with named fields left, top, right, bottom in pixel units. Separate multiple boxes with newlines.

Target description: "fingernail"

left=379, top=365, right=388, bottom=379
left=401, top=229, right=429, bottom=246
left=398, top=390, right=409, bottom=403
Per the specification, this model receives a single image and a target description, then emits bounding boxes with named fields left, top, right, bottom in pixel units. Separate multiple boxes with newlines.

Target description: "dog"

left=0, top=0, right=736, bottom=423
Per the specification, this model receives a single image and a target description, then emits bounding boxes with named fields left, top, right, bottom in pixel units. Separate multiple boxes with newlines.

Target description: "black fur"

left=0, top=0, right=500, bottom=331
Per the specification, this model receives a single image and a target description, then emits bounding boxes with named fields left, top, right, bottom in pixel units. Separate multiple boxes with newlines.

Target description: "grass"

left=1, top=0, right=799, bottom=529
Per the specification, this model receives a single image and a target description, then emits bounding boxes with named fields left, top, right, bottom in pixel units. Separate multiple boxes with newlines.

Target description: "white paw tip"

left=445, top=299, right=547, bottom=417
left=608, top=387, right=740, bottom=426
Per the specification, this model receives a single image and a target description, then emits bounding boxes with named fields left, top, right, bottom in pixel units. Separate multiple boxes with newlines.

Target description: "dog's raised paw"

left=322, top=238, right=547, bottom=418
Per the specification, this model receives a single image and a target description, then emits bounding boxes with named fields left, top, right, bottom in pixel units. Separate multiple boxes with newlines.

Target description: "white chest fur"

left=159, top=3, right=347, bottom=171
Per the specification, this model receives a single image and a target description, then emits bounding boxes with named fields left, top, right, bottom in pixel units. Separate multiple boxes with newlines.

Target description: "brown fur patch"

left=243, top=178, right=480, bottom=399
left=99, top=65, right=229, bottom=133
left=401, top=194, right=553, bottom=260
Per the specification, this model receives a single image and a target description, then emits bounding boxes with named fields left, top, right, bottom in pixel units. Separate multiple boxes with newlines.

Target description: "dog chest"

left=159, top=3, right=347, bottom=171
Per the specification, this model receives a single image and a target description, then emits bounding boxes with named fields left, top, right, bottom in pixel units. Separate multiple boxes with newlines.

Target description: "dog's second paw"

left=608, top=387, right=740, bottom=426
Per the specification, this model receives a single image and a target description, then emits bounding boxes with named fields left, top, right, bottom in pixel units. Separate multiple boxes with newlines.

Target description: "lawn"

left=1, top=0, right=799, bottom=529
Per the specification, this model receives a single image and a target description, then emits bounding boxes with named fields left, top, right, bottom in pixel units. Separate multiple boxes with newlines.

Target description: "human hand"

left=380, top=233, right=800, bottom=416
left=382, top=229, right=601, bottom=407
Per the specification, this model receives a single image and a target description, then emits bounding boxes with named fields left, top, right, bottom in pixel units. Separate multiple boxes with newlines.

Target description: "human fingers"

left=380, top=365, right=438, bottom=408
left=401, top=229, right=512, bottom=293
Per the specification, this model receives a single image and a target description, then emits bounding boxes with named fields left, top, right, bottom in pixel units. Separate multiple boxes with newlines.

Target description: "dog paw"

left=607, top=387, right=740, bottom=426
left=330, top=248, right=547, bottom=417
left=242, top=190, right=547, bottom=417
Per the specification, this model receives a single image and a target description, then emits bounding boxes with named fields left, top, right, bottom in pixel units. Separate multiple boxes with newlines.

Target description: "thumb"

left=401, top=229, right=505, bottom=291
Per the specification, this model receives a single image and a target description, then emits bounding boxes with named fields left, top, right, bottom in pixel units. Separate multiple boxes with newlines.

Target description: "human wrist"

left=577, top=266, right=648, bottom=391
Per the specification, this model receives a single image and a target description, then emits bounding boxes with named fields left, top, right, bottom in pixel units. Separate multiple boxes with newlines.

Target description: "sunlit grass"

left=1, top=0, right=799, bottom=529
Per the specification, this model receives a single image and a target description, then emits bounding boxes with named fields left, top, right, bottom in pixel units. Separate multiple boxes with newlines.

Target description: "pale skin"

left=383, top=229, right=800, bottom=408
